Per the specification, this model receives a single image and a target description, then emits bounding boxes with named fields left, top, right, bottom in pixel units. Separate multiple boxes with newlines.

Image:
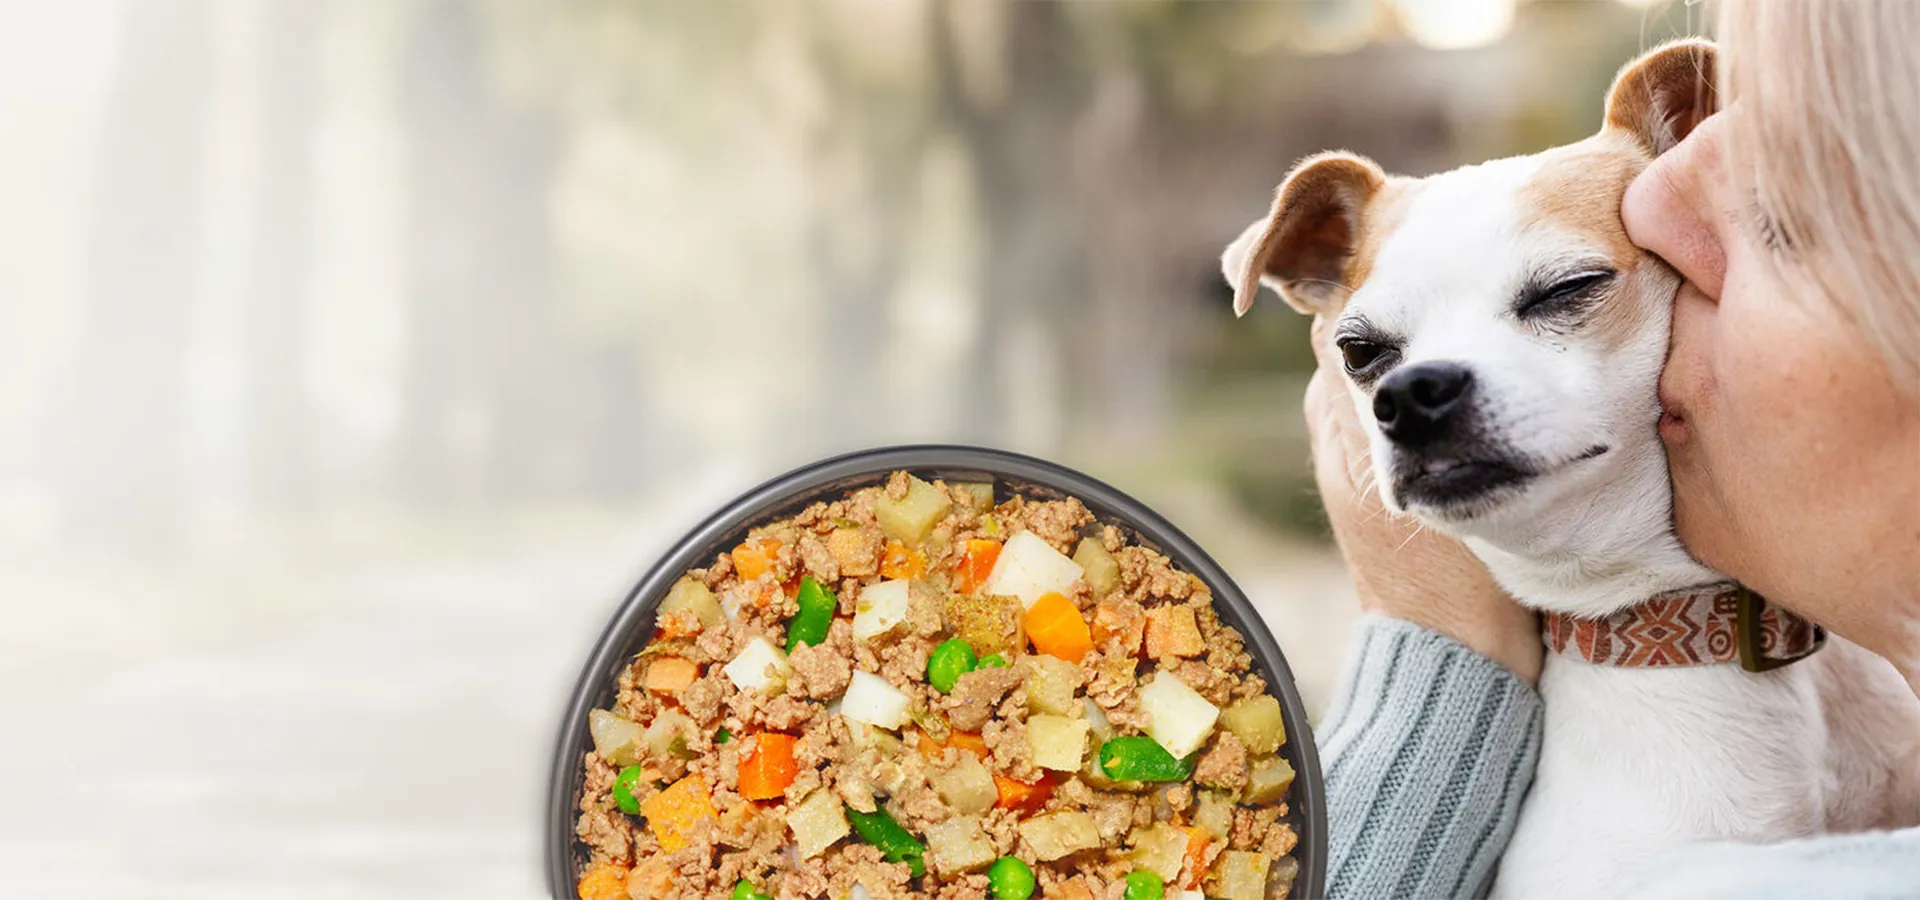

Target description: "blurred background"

left=0, top=0, right=1706, bottom=896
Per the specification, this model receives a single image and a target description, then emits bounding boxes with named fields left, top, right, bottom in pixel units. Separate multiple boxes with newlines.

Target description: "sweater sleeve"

left=1317, top=616, right=1545, bottom=900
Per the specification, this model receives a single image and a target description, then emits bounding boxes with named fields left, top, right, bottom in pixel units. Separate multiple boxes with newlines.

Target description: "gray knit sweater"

left=1319, top=616, right=1920, bottom=899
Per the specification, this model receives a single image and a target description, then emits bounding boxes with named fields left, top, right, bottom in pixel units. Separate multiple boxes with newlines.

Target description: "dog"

left=1221, top=40, right=1920, bottom=897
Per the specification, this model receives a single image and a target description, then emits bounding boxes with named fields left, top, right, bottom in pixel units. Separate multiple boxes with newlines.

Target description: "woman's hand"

left=1304, top=316, right=1544, bottom=685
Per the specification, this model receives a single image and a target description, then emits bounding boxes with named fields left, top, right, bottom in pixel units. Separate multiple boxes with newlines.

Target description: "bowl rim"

left=545, top=444, right=1327, bottom=898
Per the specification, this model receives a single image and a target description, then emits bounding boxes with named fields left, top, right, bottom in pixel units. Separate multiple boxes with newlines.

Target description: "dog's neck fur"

left=1459, top=435, right=1721, bottom=620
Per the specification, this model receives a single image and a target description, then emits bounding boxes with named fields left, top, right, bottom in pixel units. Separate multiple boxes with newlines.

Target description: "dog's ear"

left=1222, top=151, right=1386, bottom=317
left=1605, top=39, right=1717, bottom=156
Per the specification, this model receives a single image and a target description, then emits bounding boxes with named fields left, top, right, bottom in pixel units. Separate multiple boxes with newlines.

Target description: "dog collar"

left=1543, top=584, right=1826, bottom=672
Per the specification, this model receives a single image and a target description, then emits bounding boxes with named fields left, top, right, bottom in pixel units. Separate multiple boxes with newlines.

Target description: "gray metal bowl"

left=546, top=445, right=1326, bottom=898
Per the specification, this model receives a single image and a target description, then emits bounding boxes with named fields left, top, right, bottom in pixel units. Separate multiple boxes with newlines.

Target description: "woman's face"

left=1622, top=113, right=1920, bottom=654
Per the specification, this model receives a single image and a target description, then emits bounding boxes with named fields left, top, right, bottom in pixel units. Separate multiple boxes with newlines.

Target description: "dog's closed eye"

left=1515, top=270, right=1616, bottom=319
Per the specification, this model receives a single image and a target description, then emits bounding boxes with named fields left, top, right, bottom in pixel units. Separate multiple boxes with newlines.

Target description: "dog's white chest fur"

left=1491, top=656, right=1826, bottom=898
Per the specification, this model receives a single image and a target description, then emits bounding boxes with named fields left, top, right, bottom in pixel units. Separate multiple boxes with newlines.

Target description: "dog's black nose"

left=1374, top=361, right=1473, bottom=446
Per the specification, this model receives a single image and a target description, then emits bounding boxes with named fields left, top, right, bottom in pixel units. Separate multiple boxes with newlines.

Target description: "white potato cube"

left=980, top=531, right=1086, bottom=609
left=1026, top=714, right=1090, bottom=772
left=787, top=789, right=850, bottom=859
left=1139, top=670, right=1220, bottom=759
left=723, top=636, right=791, bottom=694
left=923, top=816, right=998, bottom=875
left=852, top=579, right=911, bottom=641
left=1018, top=811, right=1101, bottom=861
left=841, top=670, right=911, bottom=730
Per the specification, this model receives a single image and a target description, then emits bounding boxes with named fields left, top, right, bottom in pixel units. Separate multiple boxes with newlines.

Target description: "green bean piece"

left=988, top=856, right=1036, bottom=900
left=611, top=765, right=644, bottom=815
left=1123, top=870, right=1164, bottom=900
left=1098, top=736, right=1199, bottom=782
left=731, top=879, right=772, bottom=900
left=786, top=576, right=836, bottom=652
left=927, top=638, right=979, bottom=693
left=976, top=653, right=1009, bottom=669
left=844, top=805, right=927, bottom=878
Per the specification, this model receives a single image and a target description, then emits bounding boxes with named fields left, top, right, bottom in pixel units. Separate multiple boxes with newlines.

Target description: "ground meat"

left=760, top=693, right=820, bottom=732
left=983, top=716, right=1038, bottom=782
left=1193, top=733, right=1249, bottom=792
left=575, top=752, right=636, bottom=866
left=907, top=580, right=945, bottom=638
left=1174, top=658, right=1234, bottom=707
left=1014, top=497, right=1095, bottom=553
left=1261, top=818, right=1301, bottom=859
left=1083, top=651, right=1148, bottom=731
left=940, top=665, right=1024, bottom=732
left=678, top=673, right=729, bottom=726
left=795, top=532, right=839, bottom=583
left=787, top=640, right=852, bottom=700
left=1230, top=804, right=1289, bottom=851
left=1060, top=777, right=1142, bottom=843
left=1114, top=545, right=1196, bottom=604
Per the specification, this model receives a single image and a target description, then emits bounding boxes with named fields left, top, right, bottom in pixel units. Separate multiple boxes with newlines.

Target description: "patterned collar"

left=1543, top=583, right=1826, bottom=672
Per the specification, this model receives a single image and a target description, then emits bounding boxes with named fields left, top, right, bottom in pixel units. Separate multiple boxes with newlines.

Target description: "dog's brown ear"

left=1605, top=39, right=1717, bottom=156
left=1222, top=151, right=1386, bottom=317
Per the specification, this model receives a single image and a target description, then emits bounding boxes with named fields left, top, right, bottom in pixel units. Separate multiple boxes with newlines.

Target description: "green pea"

left=927, top=638, right=978, bottom=693
left=731, top=879, right=772, bottom=900
left=976, top=653, right=1009, bottom=669
left=988, top=856, right=1036, bottom=899
left=611, top=765, right=644, bottom=815
left=1123, top=870, right=1164, bottom=900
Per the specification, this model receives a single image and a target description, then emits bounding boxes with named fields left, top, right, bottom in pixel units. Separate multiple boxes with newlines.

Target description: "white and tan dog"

left=1223, top=41, right=1920, bottom=897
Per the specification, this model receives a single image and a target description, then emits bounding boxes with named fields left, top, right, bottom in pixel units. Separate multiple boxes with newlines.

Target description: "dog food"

left=574, top=472, right=1300, bottom=899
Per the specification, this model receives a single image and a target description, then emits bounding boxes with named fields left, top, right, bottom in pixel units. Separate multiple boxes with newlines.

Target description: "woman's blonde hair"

left=1718, top=0, right=1920, bottom=393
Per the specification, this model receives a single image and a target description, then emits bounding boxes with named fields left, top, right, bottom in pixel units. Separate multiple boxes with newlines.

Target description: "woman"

left=1316, top=1, right=1920, bottom=897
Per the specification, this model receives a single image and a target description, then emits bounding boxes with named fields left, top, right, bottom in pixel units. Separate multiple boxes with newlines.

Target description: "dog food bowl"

left=546, top=444, right=1326, bottom=898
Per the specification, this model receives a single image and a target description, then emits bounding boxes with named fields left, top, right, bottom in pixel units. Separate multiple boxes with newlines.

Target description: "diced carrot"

left=656, top=608, right=703, bottom=640
left=731, top=538, right=782, bottom=581
left=880, top=539, right=926, bottom=580
left=1090, top=600, right=1145, bottom=657
left=954, top=539, right=1002, bottom=594
left=640, top=773, right=715, bottom=852
left=993, top=771, right=1057, bottom=814
left=643, top=657, right=699, bottom=694
left=948, top=731, right=989, bottom=759
left=1024, top=592, right=1094, bottom=663
left=737, top=733, right=799, bottom=800
left=1144, top=604, right=1206, bottom=659
left=576, top=862, right=630, bottom=900
left=1179, top=826, right=1211, bottom=889
left=625, top=859, right=673, bottom=900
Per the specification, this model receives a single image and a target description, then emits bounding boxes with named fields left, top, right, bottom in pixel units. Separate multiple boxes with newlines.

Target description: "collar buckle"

left=1736, top=586, right=1826, bottom=673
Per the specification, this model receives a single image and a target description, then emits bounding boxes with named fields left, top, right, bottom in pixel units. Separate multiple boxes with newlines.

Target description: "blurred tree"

left=398, top=0, right=565, bottom=509
left=51, top=0, right=211, bottom=549
left=240, top=0, right=322, bottom=519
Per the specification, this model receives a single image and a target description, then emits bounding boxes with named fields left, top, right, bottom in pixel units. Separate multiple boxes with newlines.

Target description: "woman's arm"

left=1320, top=617, right=1543, bottom=899
left=1301, top=315, right=1549, bottom=897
